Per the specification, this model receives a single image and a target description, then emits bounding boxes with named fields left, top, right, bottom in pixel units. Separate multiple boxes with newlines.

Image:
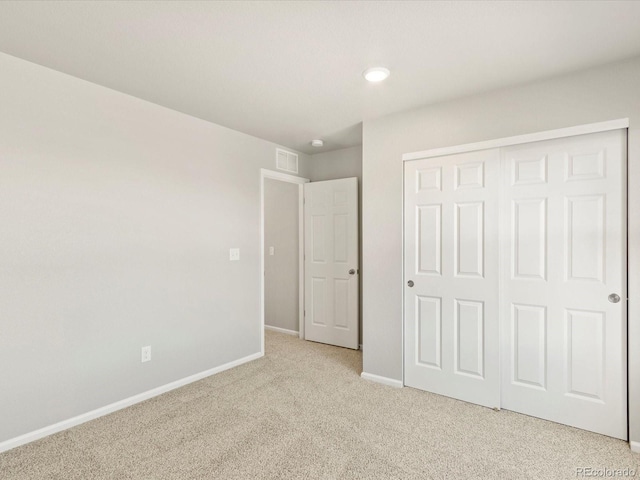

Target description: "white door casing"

left=304, top=178, right=359, bottom=349
left=403, top=129, right=627, bottom=440
left=499, top=130, right=627, bottom=439
left=404, top=149, right=501, bottom=408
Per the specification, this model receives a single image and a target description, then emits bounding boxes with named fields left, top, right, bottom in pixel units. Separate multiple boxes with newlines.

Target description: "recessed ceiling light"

left=363, top=67, right=390, bottom=82
left=311, top=139, right=324, bottom=147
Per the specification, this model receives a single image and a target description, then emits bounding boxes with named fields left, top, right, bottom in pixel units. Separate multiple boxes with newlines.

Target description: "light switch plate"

left=269, top=246, right=275, bottom=256
left=230, top=248, right=240, bottom=261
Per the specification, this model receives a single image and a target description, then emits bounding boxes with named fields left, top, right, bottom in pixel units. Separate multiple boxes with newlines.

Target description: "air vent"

left=276, top=148, right=298, bottom=174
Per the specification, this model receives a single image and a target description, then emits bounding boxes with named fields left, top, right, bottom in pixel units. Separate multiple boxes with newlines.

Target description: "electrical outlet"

left=141, top=346, right=151, bottom=363
left=269, top=246, right=275, bottom=256
left=229, top=248, right=240, bottom=261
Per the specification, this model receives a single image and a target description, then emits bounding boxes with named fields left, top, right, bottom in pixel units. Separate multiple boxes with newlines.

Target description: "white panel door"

left=304, top=178, right=359, bottom=349
left=500, top=130, right=627, bottom=439
left=404, top=149, right=500, bottom=408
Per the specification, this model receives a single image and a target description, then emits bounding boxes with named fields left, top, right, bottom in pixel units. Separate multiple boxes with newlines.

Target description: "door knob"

left=608, top=293, right=621, bottom=303
left=407, top=280, right=414, bottom=287
left=349, top=269, right=356, bottom=275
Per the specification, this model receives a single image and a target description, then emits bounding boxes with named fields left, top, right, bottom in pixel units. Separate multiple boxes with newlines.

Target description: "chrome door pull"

left=608, top=293, right=621, bottom=303
left=407, top=280, right=414, bottom=287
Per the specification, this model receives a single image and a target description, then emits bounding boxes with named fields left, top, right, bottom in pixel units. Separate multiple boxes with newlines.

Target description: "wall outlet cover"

left=141, top=346, right=151, bottom=363
left=230, top=248, right=240, bottom=261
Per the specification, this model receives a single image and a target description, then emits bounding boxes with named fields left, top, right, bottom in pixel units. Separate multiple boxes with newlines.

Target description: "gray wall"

left=311, top=145, right=363, bottom=183
left=264, top=178, right=299, bottom=333
left=311, top=145, right=363, bottom=345
left=361, top=55, right=640, bottom=444
left=0, top=52, right=311, bottom=443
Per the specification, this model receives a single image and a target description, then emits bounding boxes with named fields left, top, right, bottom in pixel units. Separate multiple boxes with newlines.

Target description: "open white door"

left=304, top=178, right=359, bottom=349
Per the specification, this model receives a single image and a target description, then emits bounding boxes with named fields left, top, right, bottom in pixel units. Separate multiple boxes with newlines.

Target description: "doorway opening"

left=260, top=169, right=308, bottom=355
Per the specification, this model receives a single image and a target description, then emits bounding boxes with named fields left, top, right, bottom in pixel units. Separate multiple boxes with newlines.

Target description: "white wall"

left=264, top=178, right=299, bottom=333
left=362, top=55, right=640, bottom=444
left=0, top=52, right=311, bottom=444
left=311, top=145, right=363, bottom=344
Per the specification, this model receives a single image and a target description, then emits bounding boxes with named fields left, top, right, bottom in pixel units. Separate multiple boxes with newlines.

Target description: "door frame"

left=260, top=169, right=309, bottom=355
left=400, top=118, right=630, bottom=430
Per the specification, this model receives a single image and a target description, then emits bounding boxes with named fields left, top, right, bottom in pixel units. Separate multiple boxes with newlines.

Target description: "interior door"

left=404, top=149, right=501, bottom=408
left=304, top=178, right=359, bottom=349
left=500, top=130, right=627, bottom=439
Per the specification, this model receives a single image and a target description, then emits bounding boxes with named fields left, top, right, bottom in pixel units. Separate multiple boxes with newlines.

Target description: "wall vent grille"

left=276, top=148, right=298, bottom=174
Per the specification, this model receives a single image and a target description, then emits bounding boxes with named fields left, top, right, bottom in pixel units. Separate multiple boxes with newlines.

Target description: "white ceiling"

left=1, top=1, right=640, bottom=154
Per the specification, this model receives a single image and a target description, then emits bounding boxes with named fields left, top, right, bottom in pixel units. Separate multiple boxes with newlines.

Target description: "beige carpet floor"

left=1, top=330, right=639, bottom=479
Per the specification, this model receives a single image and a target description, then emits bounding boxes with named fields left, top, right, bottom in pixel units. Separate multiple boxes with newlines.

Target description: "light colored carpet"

left=1, top=330, right=638, bottom=479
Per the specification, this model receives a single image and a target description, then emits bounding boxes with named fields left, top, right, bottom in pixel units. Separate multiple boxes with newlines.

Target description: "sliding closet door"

left=404, top=149, right=500, bottom=409
left=500, top=130, right=627, bottom=439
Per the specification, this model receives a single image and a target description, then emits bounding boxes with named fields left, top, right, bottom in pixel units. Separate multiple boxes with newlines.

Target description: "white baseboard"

left=631, top=441, right=640, bottom=453
left=265, top=325, right=299, bottom=336
left=0, top=351, right=263, bottom=454
left=361, top=372, right=403, bottom=388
